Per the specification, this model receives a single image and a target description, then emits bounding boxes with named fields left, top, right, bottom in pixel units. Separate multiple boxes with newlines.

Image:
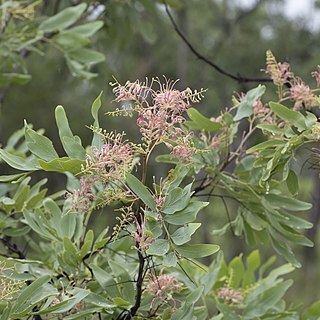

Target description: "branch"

left=164, top=2, right=272, bottom=84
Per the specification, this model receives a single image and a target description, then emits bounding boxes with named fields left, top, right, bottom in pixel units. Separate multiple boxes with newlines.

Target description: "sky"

left=284, top=0, right=320, bottom=30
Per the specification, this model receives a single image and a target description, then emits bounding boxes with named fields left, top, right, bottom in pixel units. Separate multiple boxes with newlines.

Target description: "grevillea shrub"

left=1, top=52, right=320, bottom=319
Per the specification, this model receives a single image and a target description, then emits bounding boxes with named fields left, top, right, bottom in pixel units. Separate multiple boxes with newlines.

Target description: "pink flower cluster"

left=85, top=132, right=135, bottom=181
left=66, top=177, right=95, bottom=212
left=266, top=61, right=293, bottom=87
left=146, top=271, right=181, bottom=302
left=265, top=51, right=320, bottom=110
left=217, top=287, right=244, bottom=304
left=290, top=77, right=319, bottom=110
left=111, top=77, right=204, bottom=161
left=132, top=214, right=154, bottom=251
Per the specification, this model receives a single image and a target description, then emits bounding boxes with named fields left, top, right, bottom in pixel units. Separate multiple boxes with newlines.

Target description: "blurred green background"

left=1, top=0, right=320, bottom=309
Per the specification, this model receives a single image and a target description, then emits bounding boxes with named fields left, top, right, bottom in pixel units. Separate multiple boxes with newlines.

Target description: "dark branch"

left=164, top=2, right=272, bottom=84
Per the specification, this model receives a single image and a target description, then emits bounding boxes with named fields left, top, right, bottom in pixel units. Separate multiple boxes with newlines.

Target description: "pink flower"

left=312, top=65, right=320, bottom=87
left=146, top=271, right=181, bottom=301
left=132, top=214, right=154, bottom=251
left=290, top=77, right=318, bottom=109
left=217, top=287, right=244, bottom=304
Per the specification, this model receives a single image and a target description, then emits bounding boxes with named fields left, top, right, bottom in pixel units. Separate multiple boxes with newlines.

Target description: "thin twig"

left=164, top=2, right=272, bottom=84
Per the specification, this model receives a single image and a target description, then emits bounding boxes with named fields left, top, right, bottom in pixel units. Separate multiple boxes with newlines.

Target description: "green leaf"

left=68, top=21, right=104, bottom=37
left=256, top=123, right=285, bottom=135
left=12, top=275, right=54, bottom=315
left=165, top=201, right=208, bottom=225
left=64, top=308, right=103, bottom=320
left=0, top=149, right=38, bottom=171
left=264, top=193, right=312, bottom=211
left=37, top=288, right=89, bottom=314
left=68, top=48, right=105, bottom=65
left=0, top=173, right=27, bottom=182
left=244, top=280, right=293, bottom=318
left=303, top=301, right=320, bottom=320
left=79, top=229, right=94, bottom=258
left=286, top=170, right=299, bottom=195
left=146, top=239, right=170, bottom=256
left=163, top=252, right=178, bottom=267
left=25, top=124, right=58, bottom=161
left=234, top=85, right=266, bottom=121
left=269, top=102, right=307, bottom=130
left=39, top=3, right=87, bottom=32
left=0, top=73, right=31, bottom=87
left=63, top=237, right=80, bottom=267
left=65, top=58, right=98, bottom=79
left=187, top=108, right=223, bottom=131
left=91, top=91, right=104, bottom=148
left=175, top=244, right=220, bottom=258
left=126, top=173, right=157, bottom=211
left=228, top=255, right=244, bottom=288
left=162, top=184, right=192, bottom=214
left=247, top=139, right=284, bottom=153
left=171, top=223, right=201, bottom=245
left=201, top=251, right=224, bottom=294
left=91, top=264, right=113, bottom=289
left=38, top=158, right=85, bottom=175
left=54, top=32, right=90, bottom=51
left=55, top=105, right=86, bottom=159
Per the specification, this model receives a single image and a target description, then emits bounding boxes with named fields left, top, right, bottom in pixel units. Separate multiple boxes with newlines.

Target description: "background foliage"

left=0, top=0, right=320, bottom=319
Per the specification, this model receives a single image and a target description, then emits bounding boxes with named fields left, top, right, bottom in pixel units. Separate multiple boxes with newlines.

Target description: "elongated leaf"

left=0, top=173, right=27, bottom=182
left=91, top=91, right=104, bottom=148
left=39, top=4, right=87, bottom=32
left=187, top=108, right=222, bottom=131
left=286, top=170, right=299, bottom=195
left=165, top=201, right=208, bottom=225
left=264, top=193, right=312, bottom=211
left=247, top=139, right=284, bottom=153
left=0, top=149, right=38, bottom=171
left=162, top=184, right=192, bottom=214
left=269, top=102, right=307, bottom=130
left=25, top=124, right=58, bottom=161
left=54, top=31, right=90, bottom=51
left=68, top=21, right=104, bottom=37
left=126, top=173, right=156, bottom=211
left=146, top=239, right=170, bottom=256
left=175, top=243, right=220, bottom=258
left=12, top=275, right=51, bottom=313
left=55, top=105, right=86, bottom=159
left=171, top=223, right=201, bottom=245
left=68, top=48, right=105, bottom=64
left=234, top=85, right=266, bottom=121
left=38, top=158, right=85, bottom=175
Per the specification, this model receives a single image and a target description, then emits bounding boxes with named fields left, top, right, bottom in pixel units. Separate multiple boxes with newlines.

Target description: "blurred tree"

left=1, top=0, right=320, bottom=307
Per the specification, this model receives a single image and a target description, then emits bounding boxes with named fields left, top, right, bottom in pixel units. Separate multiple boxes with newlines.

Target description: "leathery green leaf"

left=269, top=102, right=307, bottom=130
left=38, top=158, right=85, bottom=175
left=126, top=173, right=157, bottom=211
left=0, top=149, right=38, bottom=171
left=175, top=243, right=220, bottom=258
left=55, top=105, right=86, bottom=159
left=39, top=3, right=87, bottom=32
left=171, top=223, right=201, bottom=245
left=25, top=123, right=58, bottom=161
left=147, top=239, right=170, bottom=256
left=187, top=108, right=223, bottom=131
